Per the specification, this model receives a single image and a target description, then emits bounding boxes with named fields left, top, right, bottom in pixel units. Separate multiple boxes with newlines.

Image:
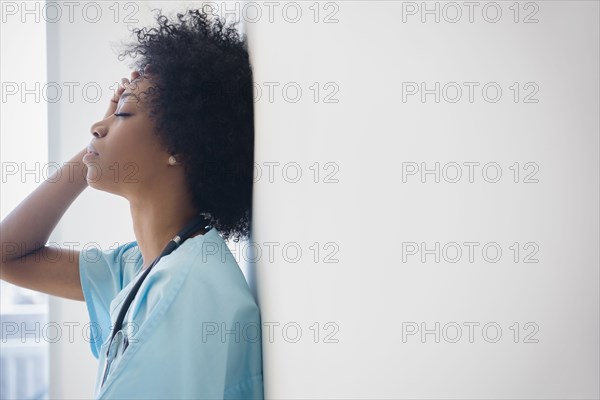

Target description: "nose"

left=90, top=120, right=108, bottom=138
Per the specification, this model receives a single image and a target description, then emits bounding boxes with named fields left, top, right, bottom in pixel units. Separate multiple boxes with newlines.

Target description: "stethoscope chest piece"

left=101, top=329, right=129, bottom=387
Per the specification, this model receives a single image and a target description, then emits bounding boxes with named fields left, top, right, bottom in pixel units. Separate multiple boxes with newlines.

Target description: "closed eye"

left=114, top=113, right=131, bottom=117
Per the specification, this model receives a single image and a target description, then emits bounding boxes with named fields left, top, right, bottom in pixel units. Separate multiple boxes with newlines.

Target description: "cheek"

left=107, top=123, right=147, bottom=160
left=123, top=142, right=167, bottom=181
left=107, top=118, right=164, bottom=169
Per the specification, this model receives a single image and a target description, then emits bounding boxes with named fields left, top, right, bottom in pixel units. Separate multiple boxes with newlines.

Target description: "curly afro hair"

left=117, top=8, right=254, bottom=243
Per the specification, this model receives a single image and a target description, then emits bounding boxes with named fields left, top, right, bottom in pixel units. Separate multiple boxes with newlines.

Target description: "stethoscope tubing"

left=100, top=215, right=210, bottom=388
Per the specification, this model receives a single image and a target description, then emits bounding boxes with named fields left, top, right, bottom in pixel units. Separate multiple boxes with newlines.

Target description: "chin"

left=84, top=162, right=103, bottom=186
left=85, top=175, right=104, bottom=191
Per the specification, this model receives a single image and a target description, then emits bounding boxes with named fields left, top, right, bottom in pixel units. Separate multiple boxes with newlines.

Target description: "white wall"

left=247, top=1, right=599, bottom=399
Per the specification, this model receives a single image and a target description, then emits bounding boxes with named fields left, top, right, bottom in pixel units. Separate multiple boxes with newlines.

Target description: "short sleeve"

left=79, top=241, right=141, bottom=359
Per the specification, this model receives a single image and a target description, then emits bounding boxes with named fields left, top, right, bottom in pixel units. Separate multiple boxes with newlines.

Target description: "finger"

left=110, top=78, right=129, bottom=103
left=118, top=78, right=131, bottom=94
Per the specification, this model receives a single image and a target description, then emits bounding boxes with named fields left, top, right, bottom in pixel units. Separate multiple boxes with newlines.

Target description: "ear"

left=168, top=155, right=181, bottom=165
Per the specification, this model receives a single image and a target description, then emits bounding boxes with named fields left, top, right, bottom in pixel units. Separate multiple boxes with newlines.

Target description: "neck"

left=129, top=195, right=205, bottom=271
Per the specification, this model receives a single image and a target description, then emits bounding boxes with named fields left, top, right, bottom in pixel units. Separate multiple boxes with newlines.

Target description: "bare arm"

left=0, top=70, right=140, bottom=301
left=0, top=147, right=89, bottom=301
left=2, top=147, right=89, bottom=260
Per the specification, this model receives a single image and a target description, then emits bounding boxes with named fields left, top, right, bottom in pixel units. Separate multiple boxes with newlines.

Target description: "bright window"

left=0, top=4, right=50, bottom=399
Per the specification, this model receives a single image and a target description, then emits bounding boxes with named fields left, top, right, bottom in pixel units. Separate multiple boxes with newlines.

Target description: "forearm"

left=0, top=147, right=89, bottom=262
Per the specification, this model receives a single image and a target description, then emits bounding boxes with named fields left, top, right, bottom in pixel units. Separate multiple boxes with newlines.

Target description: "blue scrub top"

left=79, top=227, right=264, bottom=399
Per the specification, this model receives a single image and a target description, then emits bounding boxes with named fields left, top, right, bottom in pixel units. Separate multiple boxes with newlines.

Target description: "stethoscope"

left=100, top=214, right=211, bottom=389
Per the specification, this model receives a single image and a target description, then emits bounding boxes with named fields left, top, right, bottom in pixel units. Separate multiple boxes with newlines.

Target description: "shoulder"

left=187, top=228, right=257, bottom=303
left=138, top=228, right=258, bottom=318
left=155, top=227, right=249, bottom=284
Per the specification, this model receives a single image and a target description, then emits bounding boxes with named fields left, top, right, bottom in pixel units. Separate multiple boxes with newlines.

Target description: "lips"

left=87, top=143, right=99, bottom=155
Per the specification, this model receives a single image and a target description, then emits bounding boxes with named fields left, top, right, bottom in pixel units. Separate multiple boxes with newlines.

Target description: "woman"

left=0, top=8, right=263, bottom=399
